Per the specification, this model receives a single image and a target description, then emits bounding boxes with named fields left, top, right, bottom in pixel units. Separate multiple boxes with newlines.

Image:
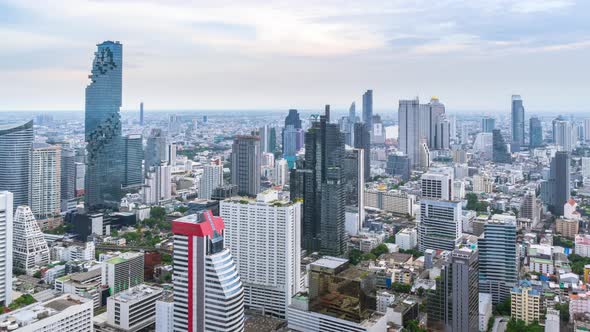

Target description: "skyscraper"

left=139, top=101, right=144, bottom=126
left=371, top=114, right=385, bottom=144
left=123, top=134, right=143, bottom=188
left=85, top=41, right=124, bottom=210
left=0, top=192, right=12, bottom=306
left=59, top=147, right=76, bottom=210
left=145, top=128, right=167, bottom=168
left=529, top=116, right=543, bottom=148
left=554, top=119, right=575, bottom=152
left=481, top=117, right=496, bottom=133
left=172, top=211, right=245, bottom=332
left=231, top=135, right=261, bottom=196
left=585, top=118, right=590, bottom=142
left=386, top=154, right=410, bottom=181
left=479, top=217, right=518, bottom=304
left=220, top=191, right=301, bottom=319
left=520, top=191, right=541, bottom=226
left=511, top=95, right=525, bottom=151
left=362, top=89, right=373, bottom=128
left=0, top=120, right=33, bottom=209
left=31, top=143, right=61, bottom=222
left=492, top=129, right=512, bottom=164
left=13, top=206, right=50, bottom=273
left=399, top=98, right=421, bottom=167
left=259, top=125, right=273, bottom=153
left=542, top=151, right=570, bottom=216
left=353, top=122, right=371, bottom=182
left=343, top=147, right=365, bottom=233
left=199, top=161, right=223, bottom=200
left=418, top=199, right=462, bottom=252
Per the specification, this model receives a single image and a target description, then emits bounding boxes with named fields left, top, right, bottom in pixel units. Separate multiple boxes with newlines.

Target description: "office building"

left=427, top=248, right=479, bottom=332
left=362, top=89, right=373, bottom=128
left=199, top=161, right=223, bottom=200
left=31, top=143, right=61, bottom=222
left=479, top=217, right=518, bottom=304
left=398, top=98, right=421, bottom=167
left=103, top=284, right=163, bottom=331
left=220, top=190, right=301, bottom=319
left=421, top=169, right=453, bottom=200
left=231, top=135, right=261, bottom=196
left=124, top=134, right=143, bottom=188
left=343, top=147, right=365, bottom=232
left=353, top=122, right=371, bottom=182
left=13, top=206, right=50, bottom=273
left=542, top=151, right=570, bottom=216
left=0, top=192, right=12, bottom=306
left=510, top=280, right=541, bottom=325
left=0, top=294, right=93, bottom=331
left=274, top=159, right=289, bottom=186
left=85, top=41, right=124, bottom=211
left=283, top=109, right=304, bottom=165
left=139, top=101, right=144, bottom=126
left=291, top=108, right=346, bottom=256
left=511, top=95, right=525, bottom=151
left=59, top=147, right=76, bottom=210
left=172, top=211, right=245, bottom=332
left=155, top=293, right=174, bottom=332
left=371, top=114, right=385, bottom=144
left=0, top=120, right=33, bottom=209
left=386, top=154, right=410, bottom=181
left=55, top=269, right=102, bottom=310
left=492, top=129, right=511, bottom=164
left=364, top=190, right=415, bottom=216
left=481, top=117, right=495, bottom=133
left=145, top=128, right=168, bottom=168
left=418, top=199, right=462, bottom=252
left=554, top=119, right=575, bottom=152
left=473, top=132, right=493, bottom=159
left=259, top=125, right=274, bottom=153
left=101, top=252, right=144, bottom=294
left=529, top=117, right=543, bottom=148
left=143, top=163, right=172, bottom=205
left=75, top=161, right=85, bottom=196
left=520, top=191, right=541, bottom=227
left=395, top=228, right=417, bottom=250
left=585, top=118, right=590, bottom=142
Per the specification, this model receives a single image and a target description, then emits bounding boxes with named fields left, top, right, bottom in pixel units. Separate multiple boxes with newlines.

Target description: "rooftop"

left=110, top=284, right=163, bottom=304
left=0, top=294, right=91, bottom=328
left=311, top=256, right=349, bottom=270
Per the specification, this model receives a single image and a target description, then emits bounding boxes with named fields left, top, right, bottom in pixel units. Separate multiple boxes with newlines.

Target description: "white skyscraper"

left=421, top=168, right=454, bottom=200
left=172, top=211, right=244, bottom=332
left=13, top=206, right=50, bottom=273
left=199, top=162, right=223, bottom=200
left=582, top=157, right=590, bottom=178
left=143, top=163, right=172, bottom=204
left=554, top=120, right=575, bottom=152
left=585, top=119, right=590, bottom=142
left=473, top=132, right=493, bottom=159
left=31, top=143, right=61, bottom=222
left=274, top=159, right=289, bottom=186
left=0, top=192, right=12, bottom=306
left=220, top=190, right=301, bottom=319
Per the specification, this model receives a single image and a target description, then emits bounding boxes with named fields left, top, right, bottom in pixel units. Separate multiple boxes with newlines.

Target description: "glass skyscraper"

left=0, top=120, right=33, bottom=209
left=85, top=41, right=124, bottom=210
left=511, top=95, right=525, bottom=151
left=529, top=117, right=543, bottom=148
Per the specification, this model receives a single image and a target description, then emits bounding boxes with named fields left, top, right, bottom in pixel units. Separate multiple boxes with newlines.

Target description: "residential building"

left=274, top=159, right=289, bottom=186
left=418, top=199, right=462, bottom=252
left=85, top=41, right=124, bottom=211
left=172, top=211, right=245, bottom=332
left=481, top=117, right=495, bottom=133
left=554, top=119, right=575, bottom=152
left=364, top=190, right=415, bottom=216
left=385, top=154, right=410, bottom=181
left=220, top=190, right=301, bottom=319
left=479, top=293, right=492, bottom=332
left=473, top=132, right=493, bottom=159
left=59, top=147, right=76, bottom=211
left=143, top=163, right=172, bottom=205
left=145, top=128, right=168, bottom=168
left=520, top=191, right=541, bottom=227
left=362, top=89, right=373, bottom=128
left=101, top=252, right=144, bottom=294
left=556, top=218, right=579, bottom=239
left=31, top=143, right=61, bottom=222
left=510, top=280, right=541, bottom=325
left=13, top=206, right=49, bottom=273
left=545, top=309, right=560, bottom=332
left=0, top=192, right=12, bottom=306
left=421, top=169, right=453, bottom=200
left=199, top=161, right=223, bottom=200
left=576, top=234, right=590, bottom=258
left=155, top=292, right=174, bottom=332
left=511, top=95, right=525, bottom=151
left=395, top=228, right=417, bottom=250
left=0, top=120, right=33, bottom=208
left=0, top=294, right=93, bottom=331
left=530, top=117, right=543, bottom=148
left=479, top=216, right=518, bottom=304
left=472, top=174, right=494, bottom=193
left=231, top=135, right=261, bottom=196
left=103, top=284, right=163, bottom=331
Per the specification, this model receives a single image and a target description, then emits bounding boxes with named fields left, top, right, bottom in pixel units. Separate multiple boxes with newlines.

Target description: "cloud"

left=510, top=0, right=574, bottom=13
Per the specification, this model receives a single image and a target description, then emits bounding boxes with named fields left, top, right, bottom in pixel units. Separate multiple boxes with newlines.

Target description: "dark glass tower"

left=362, top=90, right=373, bottom=128
left=511, top=95, right=525, bottom=151
left=492, top=129, right=512, bottom=164
left=481, top=117, right=495, bottom=133
left=542, top=151, right=570, bottom=216
left=231, top=135, right=261, bottom=197
left=123, top=134, right=143, bottom=188
left=353, top=122, right=371, bottom=182
left=0, top=120, right=33, bottom=209
left=529, top=117, right=543, bottom=148
left=85, top=41, right=124, bottom=211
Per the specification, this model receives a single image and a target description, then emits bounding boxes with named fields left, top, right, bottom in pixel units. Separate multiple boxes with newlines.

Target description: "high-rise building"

left=145, top=128, right=168, bottom=168
left=520, top=191, right=541, bottom=227
left=282, top=109, right=303, bottom=164
left=124, top=134, right=143, bottom=188
left=343, top=148, right=365, bottom=233
left=259, top=125, right=274, bottom=153
left=0, top=192, right=12, bottom=306
left=31, top=143, right=61, bottom=222
left=510, top=280, right=541, bottom=325
left=421, top=169, right=453, bottom=200
left=353, top=122, right=371, bottom=181
left=554, top=119, right=575, bottom=152
left=142, top=163, right=172, bottom=205
left=542, top=151, right=570, bottom=216
left=274, top=159, right=289, bottom=186
left=585, top=118, right=590, bottom=142
left=231, top=135, right=261, bottom=196
left=492, top=129, right=512, bottom=164
left=85, top=41, right=124, bottom=211
left=479, top=217, right=518, bottom=304
left=529, top=117, right=543, bottom=148
left=0, top=120, right=33, bottom=209
left=156, top=293, right=174, bottom=332
left=104, top=284, right=163, bottom=331
left=473, top=132, right=493, bottom=159
left=220, top=191, right=300, bottom=319
left=59, top=147, right=76, bottom=210
left=362, top=89, right=373, bottom=128
left=418, top=199, right=462, bottom=252
left=511, top=95, right=525, bottom=151
left=199, top=161, right=223, bottom=200
left=101, top=252, right=144, bottom=295
left=427, top=248, right=479, bottom=332
left=385, top=154, right=410, bottom=181
left=481, top=117, right=495, bottom=133
left=139, top=101, right=144, bottom=126
left=172, top=211, right=245, bottom=332
left=291, top=109, right=347, bottom=256
left=371, top=114, right=385, bottom=144
left=399, top=98, right=421, bottom=167
left=13, top=206, right=50, bottom=273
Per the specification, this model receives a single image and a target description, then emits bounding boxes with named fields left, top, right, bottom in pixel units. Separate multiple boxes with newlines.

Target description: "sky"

left=1, top=0, right=589, bottom=113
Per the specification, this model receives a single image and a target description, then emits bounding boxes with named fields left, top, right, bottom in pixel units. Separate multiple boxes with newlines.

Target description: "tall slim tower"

left=123, top=134, right=143, bottom=188
left=481, top=117, right=495, bottom=133
left=543, top=151, right=570, bottom=216
left=529, top=117, right=543, bottom=148
left=199, top=161, right=223, bottom=200
left=0, top=192, right=12, bottom=306
left=353, top=122, right=371, bottom=182
left=85, top=41, right=124, bottom=211
left=344, top=148, right=365, bottom=233
left=362, top=89, right=373, bottom=128
left=231, top=135, right=261, bottom=197
left=31, top=143, right=61, bottom=221
left=59, top=147, right=76, bottom=210
left=511, top=95, right=525, bottom=151
left=172, top=211, right=245, bottom=332
left=139, top=101, right=144, bottom=126
left=492, top=129, right=512, bottom=164
left=554, top=119, right=575, bottom=152
left=0, top=120, right=33, bottom=209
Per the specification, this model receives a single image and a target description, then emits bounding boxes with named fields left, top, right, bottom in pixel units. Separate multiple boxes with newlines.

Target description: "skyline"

left=1, top=0, right=590, bottom=112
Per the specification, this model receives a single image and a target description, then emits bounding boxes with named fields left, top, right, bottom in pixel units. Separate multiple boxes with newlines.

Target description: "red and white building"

left=171, top=210, right=244, bottom=332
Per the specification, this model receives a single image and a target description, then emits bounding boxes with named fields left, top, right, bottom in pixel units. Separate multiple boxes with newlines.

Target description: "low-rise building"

left=556, top=218, right=579, bottom=239
left=395, top=228, right=417, bottom=250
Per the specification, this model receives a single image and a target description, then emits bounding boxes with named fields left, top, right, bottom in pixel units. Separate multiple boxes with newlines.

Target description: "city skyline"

left=1, top=0, right=589, bottom=112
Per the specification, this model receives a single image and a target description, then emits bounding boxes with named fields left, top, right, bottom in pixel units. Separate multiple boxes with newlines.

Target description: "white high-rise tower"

left=13, top=205, right=50, bottom=273
left=0, top=192, right=12, bottom=306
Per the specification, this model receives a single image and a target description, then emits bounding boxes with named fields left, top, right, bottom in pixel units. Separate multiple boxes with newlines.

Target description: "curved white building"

left=13, top=205, right=50, bottom=272
left=172, top=210, right=244, bottom=332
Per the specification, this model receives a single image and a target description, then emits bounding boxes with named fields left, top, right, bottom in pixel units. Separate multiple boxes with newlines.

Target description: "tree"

left=349, top=249, right=363, bottom=265
left=406, top=320, right=427, bottom=332
left=150, top=206, right=166, bottom=220
left=506, top=319, right=542, bottom=332
left=362, top=252, right=377, bottom=261
left=371, top=244, right=389, bottom=257
left=494, top=298, right=511, bottom=316
left=391, top=282, right=412, bottom=293
left=554, top=303, right=570, bottom=322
